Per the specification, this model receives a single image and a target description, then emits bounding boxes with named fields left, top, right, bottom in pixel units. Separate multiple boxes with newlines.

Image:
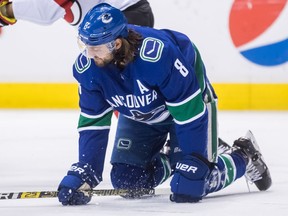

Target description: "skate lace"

left=218, top=143, right=232, bottom=154
left=245, top=162, right=262, bottom=182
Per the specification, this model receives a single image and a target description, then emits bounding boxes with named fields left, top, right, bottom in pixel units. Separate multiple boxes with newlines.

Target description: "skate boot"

left=233, top=130, right=272, bottom=191
left=218, top=138, right=232, bottom=154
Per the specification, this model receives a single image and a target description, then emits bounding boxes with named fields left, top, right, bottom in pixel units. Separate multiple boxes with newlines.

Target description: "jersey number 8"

left=174, top=59, right=189, bottom=77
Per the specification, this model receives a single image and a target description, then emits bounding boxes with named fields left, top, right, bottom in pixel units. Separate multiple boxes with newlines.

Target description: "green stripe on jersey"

left=192, top=44, right=206, bottom=94
left=78, top=110, right=113, bottom=129
left=166, top=90, right=205, bottom=123
left=219, top=154, right=236, bottom=188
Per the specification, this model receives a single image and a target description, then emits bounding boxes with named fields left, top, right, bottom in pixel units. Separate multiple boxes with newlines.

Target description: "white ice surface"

left=0, top=110, right=287, bottom=216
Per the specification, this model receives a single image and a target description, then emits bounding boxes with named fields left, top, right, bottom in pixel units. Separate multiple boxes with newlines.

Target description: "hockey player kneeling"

left=57, top=4, right=272, bottom=205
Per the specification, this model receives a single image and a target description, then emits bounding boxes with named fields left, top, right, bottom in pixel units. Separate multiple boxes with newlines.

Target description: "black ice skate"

left=233, top=130, right=272, bottom=191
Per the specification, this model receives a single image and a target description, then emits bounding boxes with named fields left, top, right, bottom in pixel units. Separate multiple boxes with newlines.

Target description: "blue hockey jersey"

left=73, top=25, right=212, bottom=179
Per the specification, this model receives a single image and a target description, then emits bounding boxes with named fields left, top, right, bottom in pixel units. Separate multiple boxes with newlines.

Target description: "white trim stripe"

left=78, top=126, right=111, bottom=132
left=80, top=107, right=113, bottom=119
left=166, top=89, right=201, bottom=107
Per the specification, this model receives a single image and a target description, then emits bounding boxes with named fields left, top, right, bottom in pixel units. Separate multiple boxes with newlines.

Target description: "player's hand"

left=170, top=154, right=211, bottom=203
left=0, top=0, right=16, bottom=27
left=57, top=162, right=101, bottom=205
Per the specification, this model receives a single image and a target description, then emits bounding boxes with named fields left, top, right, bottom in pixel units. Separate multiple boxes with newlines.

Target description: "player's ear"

left=115, top=38, right=122, bottom=50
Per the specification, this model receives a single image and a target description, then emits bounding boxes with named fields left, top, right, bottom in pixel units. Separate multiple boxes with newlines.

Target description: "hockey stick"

left=0, top=188, right=171, bottom=200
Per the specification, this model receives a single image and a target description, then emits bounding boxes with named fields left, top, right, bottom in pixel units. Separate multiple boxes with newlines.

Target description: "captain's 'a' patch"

left=140, top=37, right=164, bottom=62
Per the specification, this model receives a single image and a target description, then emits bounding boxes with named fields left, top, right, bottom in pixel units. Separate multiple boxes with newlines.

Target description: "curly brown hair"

left=112, top=29, right=143, bottom=70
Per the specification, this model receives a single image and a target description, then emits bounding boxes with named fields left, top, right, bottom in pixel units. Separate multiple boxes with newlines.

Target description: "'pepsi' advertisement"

left=0, top=0, right=287, bottom=109
left=229, top=0, right=288, bottom=66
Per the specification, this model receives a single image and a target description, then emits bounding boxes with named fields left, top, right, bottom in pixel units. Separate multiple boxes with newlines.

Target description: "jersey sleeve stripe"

left=166, top=89, right=206, bottom=124
left=80, top=107, right=113, bottom=119
left=78, top=125, right=111, bottom=132
left=173, top=103, right=206, bottom=125
left=78, top=109, right=113, bottom=131
left=166, top=89, right=201, bottom=107
left=192, top=44, right=207, bottom=94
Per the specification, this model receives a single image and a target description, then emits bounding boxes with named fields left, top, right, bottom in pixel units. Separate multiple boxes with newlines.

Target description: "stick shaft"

left=0, top=191, right=58, bottom=200
left=0, top=188, right=170, bottom=200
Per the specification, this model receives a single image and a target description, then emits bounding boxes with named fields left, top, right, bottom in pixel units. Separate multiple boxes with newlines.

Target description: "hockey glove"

left=170, top=154, right=211, bottom=203
left=58, top=162, right=101, bottom=205
left=0, top=0, right=16, bottom=27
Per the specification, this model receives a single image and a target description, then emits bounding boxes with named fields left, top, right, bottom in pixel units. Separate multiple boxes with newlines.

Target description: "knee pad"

left=111, top=154, right=172, bottom=190
left=110, top=163, right=152, bottom=189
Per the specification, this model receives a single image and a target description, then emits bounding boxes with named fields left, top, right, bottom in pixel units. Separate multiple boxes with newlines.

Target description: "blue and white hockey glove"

left=58, top=162, right=101, bottom=205
left=170, top=154, right=212, bottom=203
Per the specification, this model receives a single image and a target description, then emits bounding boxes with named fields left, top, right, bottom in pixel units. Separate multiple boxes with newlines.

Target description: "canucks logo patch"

left=75, top=53, right=91, bottom=74
left=117, top=139, right=132, bottom=150
left=140, top=37, right=164, bottom=62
